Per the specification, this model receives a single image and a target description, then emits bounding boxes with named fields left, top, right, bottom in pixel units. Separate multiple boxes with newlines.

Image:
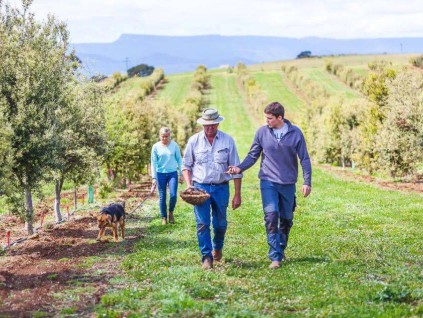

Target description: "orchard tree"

left=0, top=110, right=12, bottom=197
left=362, top=61, right=396, bottom=108
left=0, top=0, right=78, bottom=233
left=376, top=70, right=423, bottom=178
left=52, top=81, right=107, bottom=221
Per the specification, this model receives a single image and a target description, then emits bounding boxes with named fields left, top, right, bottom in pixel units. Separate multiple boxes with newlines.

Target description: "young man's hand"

left=301, top=185, right=311, bottom=197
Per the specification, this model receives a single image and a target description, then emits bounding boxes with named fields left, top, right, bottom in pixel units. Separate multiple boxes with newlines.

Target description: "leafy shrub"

left=376, top=70, right=423, bottom=178
left=98, top=180, right=113, bottom=199
left=409, top=55, right=423, bottom=68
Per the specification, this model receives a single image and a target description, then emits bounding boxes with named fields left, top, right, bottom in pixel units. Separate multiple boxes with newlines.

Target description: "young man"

left=227, top=102, right=312, bottom=269
left=182, top=108, right=242, bottom=270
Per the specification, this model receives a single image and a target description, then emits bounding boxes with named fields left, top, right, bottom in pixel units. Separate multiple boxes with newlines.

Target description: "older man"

left=182, top=108, right=242, bottom=270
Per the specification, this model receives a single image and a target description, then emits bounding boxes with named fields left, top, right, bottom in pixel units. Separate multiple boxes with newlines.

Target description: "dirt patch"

left=319, top=164, right=423, bottom=194
left=0, top=189, right=155, bottom=318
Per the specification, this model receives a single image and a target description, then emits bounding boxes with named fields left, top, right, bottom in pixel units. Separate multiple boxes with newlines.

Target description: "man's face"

left=203, top=124, right=219, bottom=138
left=265, top=113, right=283, bottom=128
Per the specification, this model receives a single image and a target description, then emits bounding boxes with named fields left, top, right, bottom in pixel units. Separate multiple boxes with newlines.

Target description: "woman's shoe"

left=169, top=211, right=175, bottom=224
left=162, top=217, right=167, bottom=225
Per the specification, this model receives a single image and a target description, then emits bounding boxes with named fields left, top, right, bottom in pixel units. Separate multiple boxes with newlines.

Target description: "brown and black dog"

left=96, top=202, right=125, bottom=241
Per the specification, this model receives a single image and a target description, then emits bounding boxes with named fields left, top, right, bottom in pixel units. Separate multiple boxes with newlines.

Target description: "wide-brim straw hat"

left=197, top=108, right=224, bottom=125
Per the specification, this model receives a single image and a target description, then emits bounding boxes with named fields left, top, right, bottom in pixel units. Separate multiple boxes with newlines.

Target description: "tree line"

left=0, top=0, right=109, bottom=234
left=282, top=61, right=423, bottom=179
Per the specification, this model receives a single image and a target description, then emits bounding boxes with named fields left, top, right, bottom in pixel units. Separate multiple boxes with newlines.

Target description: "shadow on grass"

left=287, top=256, right=329, bottom=264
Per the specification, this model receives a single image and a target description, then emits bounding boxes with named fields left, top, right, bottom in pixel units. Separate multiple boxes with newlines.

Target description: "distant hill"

left=71, top=34, right=423, bottom=76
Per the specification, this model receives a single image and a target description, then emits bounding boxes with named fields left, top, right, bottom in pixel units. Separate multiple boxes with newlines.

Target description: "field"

left=0, top=54, right=422, bottom=317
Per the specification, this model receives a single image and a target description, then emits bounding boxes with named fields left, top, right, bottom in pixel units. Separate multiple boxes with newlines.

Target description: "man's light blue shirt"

left=182, top=130, right=243, bottom=184
left=151, top=140, right=182, bottom=179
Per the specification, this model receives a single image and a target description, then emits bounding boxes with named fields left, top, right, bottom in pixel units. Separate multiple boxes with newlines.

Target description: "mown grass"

left=157, top=73, right=193, bottom=107
left=94, top=72, right=422, bottom=317
left=300, top=68, right=362, bottom=100
left=251, top=71, right=305, bottom=118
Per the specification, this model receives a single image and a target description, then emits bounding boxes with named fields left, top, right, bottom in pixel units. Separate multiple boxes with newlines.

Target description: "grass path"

left=251, top=71, right=305, bottom=117
left=95, top=73, right=423, bottom=317
left=157, top=73, right=192, bottom=106
left=302, top=68, right=363, bottom=100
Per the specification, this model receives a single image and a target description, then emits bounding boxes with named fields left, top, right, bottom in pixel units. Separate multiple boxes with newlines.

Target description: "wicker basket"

left=179, top=187, right=210, bottom=205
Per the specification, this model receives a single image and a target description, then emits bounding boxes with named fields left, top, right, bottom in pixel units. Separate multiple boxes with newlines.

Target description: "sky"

left=17, top=0, right=423, bottom=43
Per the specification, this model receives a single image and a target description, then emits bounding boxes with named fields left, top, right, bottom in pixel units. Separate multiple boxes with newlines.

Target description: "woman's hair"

left=159, top=127, right=171, bottom=135
left=264, top=102, right=285, bottom=119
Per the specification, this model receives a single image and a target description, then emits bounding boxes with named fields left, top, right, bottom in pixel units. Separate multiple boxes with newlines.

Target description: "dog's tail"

left=120, top=201, right=126, bottom=220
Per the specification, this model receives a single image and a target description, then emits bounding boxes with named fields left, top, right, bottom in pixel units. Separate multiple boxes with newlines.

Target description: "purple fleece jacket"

left=238, top=120, right=312, bottom=186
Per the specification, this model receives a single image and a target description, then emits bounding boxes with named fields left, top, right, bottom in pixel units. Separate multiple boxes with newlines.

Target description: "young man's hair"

left=264, top=102, right=285, bottom=119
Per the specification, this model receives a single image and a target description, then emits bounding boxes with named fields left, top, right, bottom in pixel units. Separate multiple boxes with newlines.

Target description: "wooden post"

left=6, top=231, right=11, bottom=248
left=40, top=210, right=46, bottom=228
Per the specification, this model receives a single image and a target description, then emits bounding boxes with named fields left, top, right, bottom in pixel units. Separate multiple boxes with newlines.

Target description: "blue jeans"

left=260, top=180, right=296, bottom=261
left=157, top=171, right=178, bottom=218
left=193, top=182, right=229, bottom=261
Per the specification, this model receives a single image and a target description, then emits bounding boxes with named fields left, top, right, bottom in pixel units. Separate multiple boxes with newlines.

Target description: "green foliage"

left=98, top=180, right=113, bottom=199
left=236, top=62, right=247, bottom=74
left=376, top=70, right=423, bottom=178
left=90, top=74, right=108, bottom=82
left=0, top=1, right=108, bottom=230
left=296, top=50, right=312, bottom=59
left=409, top=55, right=423, bottom=68
left=103, top=68, right=165, bottom=184
left=127, top=63, right=154, bottom=77
left=362, top=61, right=396, bottom=107
left=0, top=0, right=76, bottom=231
left=100, top=72, right=128, bottom=91
left=165, top=65, right=210, bottom=149
left=237, top=64, right=267, bottom=123
left=325, top=60, right=364, bottom=90
left=284, top=57, right=421, bottom=178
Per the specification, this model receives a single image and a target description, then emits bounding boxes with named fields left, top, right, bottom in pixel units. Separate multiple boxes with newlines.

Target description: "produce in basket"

left=179, top=186, right=210, bottom=205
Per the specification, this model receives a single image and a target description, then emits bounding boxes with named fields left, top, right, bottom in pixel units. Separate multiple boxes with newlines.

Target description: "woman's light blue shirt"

left=151, top=140, right=182, bottom=179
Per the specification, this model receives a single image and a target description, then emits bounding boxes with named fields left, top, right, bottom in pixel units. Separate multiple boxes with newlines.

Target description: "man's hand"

left=225, top=166, right=241, bottom=174
left=301, top=185, right=311, bottom=198
left=178, top=175, right=184, bottom=184
left=232, top=193, right=241, bottom=210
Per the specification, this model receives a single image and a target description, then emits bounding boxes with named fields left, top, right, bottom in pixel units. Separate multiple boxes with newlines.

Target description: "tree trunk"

left=24, top=186, right=34, bottom=235
left=73, top=185, right=78, bottom=211
left=122, top=176, right=127, bottom=189
left=54, top=179, right=63, bottom=222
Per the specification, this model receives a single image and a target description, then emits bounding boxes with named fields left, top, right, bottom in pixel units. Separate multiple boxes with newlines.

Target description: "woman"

left=151, top=127, right=183, bottom=224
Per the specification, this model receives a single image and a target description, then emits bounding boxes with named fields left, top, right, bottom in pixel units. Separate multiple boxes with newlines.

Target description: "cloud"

left=24, top=0, right=423, bottom=42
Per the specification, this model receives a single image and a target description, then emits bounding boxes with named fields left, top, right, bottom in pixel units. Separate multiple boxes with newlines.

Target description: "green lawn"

left=95, top=72, right=422, bottom=317
left=301, top=68, right=362, bottom=100
left=251, top=71, right=305, bottom=117
left=157, top=73, right=193, bottom=107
